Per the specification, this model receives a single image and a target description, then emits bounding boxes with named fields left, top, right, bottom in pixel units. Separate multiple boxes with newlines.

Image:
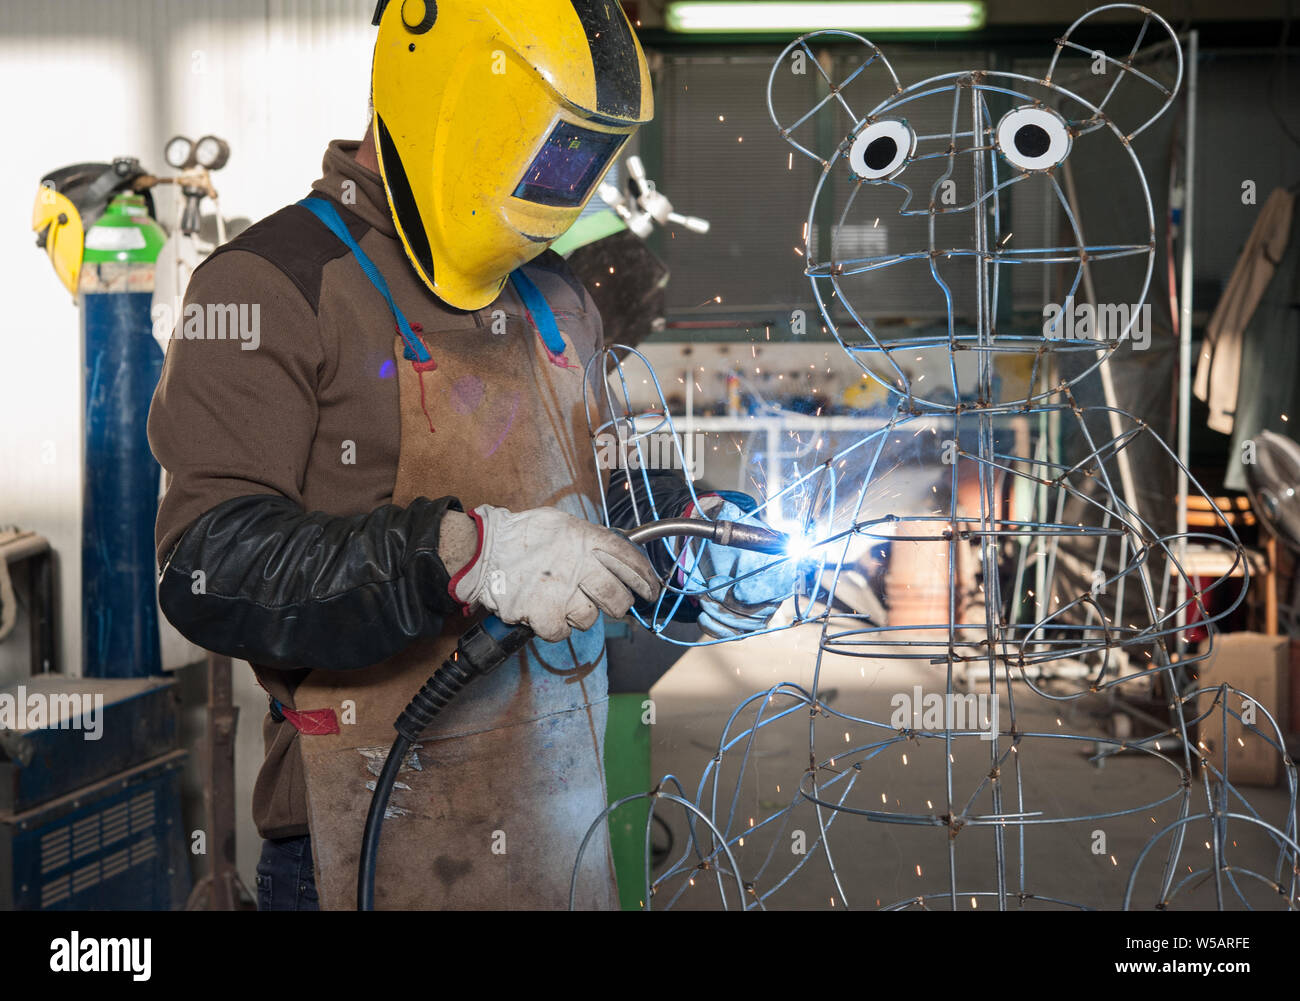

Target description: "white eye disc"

left=996, top=106, right=1071, bottom=171
left=848, top=119, right=915, bottom=181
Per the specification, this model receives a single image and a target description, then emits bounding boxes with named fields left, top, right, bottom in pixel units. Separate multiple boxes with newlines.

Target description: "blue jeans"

left=256, top=835, right=319, bottom=911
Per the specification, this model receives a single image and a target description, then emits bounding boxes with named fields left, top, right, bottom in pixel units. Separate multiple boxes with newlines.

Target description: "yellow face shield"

left=371, top=0, right=654, bottom=310
left=32, top=185, right=86, bottom=297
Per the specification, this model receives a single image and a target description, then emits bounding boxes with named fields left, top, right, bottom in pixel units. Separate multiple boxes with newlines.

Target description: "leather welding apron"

left=293, top=293, right=618, bottom=910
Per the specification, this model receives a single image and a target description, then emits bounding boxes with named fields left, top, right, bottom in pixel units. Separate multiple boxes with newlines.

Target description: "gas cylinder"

left=78, top=192, right=167, bottom=677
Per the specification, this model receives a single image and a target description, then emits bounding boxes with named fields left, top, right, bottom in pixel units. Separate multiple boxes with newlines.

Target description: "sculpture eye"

left=996, top=106, right=1071, bottom=171
left=848, top=119, right=914, bottom=181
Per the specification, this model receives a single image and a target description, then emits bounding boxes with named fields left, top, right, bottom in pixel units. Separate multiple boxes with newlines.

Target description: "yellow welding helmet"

left=370, top=0, right=654, bottom=310
left=31, top=183, right=86, bottom=297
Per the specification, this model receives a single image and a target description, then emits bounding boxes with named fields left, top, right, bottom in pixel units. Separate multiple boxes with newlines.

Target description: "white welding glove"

left=451, top=504, right=660, bottom=642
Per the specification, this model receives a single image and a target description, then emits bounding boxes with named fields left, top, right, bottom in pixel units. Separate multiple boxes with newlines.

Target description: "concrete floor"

left=645, top=625, right=1297, bottom=911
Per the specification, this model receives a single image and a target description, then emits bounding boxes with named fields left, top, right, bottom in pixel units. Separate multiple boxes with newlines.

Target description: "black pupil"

left=864, top=135, right=898, bottom=171
left=1014, top=123, right=1051, bottom=159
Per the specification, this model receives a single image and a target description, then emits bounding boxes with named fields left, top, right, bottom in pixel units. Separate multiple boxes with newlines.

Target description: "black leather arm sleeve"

left=158, top=493, right=464, bottom=672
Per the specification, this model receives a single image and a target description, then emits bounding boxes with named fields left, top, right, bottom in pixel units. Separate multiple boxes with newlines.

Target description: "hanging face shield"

left=31, top=159, right=154, bottom=297
left=369, top=0, right=654, bottom=311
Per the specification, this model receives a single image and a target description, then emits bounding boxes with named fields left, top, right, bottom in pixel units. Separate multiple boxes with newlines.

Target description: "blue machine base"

left=1, top=750, right=190, bottom=910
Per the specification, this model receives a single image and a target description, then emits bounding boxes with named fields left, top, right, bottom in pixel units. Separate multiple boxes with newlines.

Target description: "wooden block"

left=1198, top=632, right=1291, bottom=786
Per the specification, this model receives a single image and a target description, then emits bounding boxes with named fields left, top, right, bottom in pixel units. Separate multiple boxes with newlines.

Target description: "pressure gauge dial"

left=164, top=135, right=195, bottom=169
left=194, top=135, right=230, bottom=171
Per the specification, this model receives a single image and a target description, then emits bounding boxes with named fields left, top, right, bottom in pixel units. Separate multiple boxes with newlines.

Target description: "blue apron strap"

left=509, top=268, right=568, bottom=358
left=296, top=197, right=432, bottom=365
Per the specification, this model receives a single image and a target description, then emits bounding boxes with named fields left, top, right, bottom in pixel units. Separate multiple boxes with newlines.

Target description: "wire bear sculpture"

left=577, top=4, right=1298, bottom=910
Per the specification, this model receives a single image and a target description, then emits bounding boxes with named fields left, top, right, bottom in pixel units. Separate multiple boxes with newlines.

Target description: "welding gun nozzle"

left=620, top=517, right=790, bottom=556
left=713, top=520, right=791, bottom=555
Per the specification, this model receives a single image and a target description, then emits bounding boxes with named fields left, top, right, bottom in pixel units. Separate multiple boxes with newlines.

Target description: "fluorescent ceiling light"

left=666, top=2, right=986, bottom=32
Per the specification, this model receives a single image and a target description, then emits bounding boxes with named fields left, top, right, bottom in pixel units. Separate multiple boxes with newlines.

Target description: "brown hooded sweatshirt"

left=149, top=140, right=604, bottom=838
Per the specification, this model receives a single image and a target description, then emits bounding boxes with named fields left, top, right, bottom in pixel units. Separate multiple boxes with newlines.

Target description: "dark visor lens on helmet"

left=513, top=120, right=627, bottom=208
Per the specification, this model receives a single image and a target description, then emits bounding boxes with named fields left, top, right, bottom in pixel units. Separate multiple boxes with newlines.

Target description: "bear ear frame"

left=1044, top=3, right=1183, bottom=142
left=767, top=30, right=904, bottom=168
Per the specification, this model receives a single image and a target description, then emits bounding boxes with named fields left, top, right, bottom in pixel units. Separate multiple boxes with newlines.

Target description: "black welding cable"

left=357, top=626, right=517, bottom=910
left=357, top=732, right=409, bottom=910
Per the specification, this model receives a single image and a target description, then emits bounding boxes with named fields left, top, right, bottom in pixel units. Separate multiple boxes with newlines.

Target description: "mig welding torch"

left=357, top=515, right=789, bottom=910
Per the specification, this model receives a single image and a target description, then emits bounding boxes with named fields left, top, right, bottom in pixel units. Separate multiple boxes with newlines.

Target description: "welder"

left=149, top=0, right=790, bottom=910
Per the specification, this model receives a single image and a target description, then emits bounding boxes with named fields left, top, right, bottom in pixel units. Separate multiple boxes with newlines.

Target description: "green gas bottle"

left=79, top=192, right=167, bottom=292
